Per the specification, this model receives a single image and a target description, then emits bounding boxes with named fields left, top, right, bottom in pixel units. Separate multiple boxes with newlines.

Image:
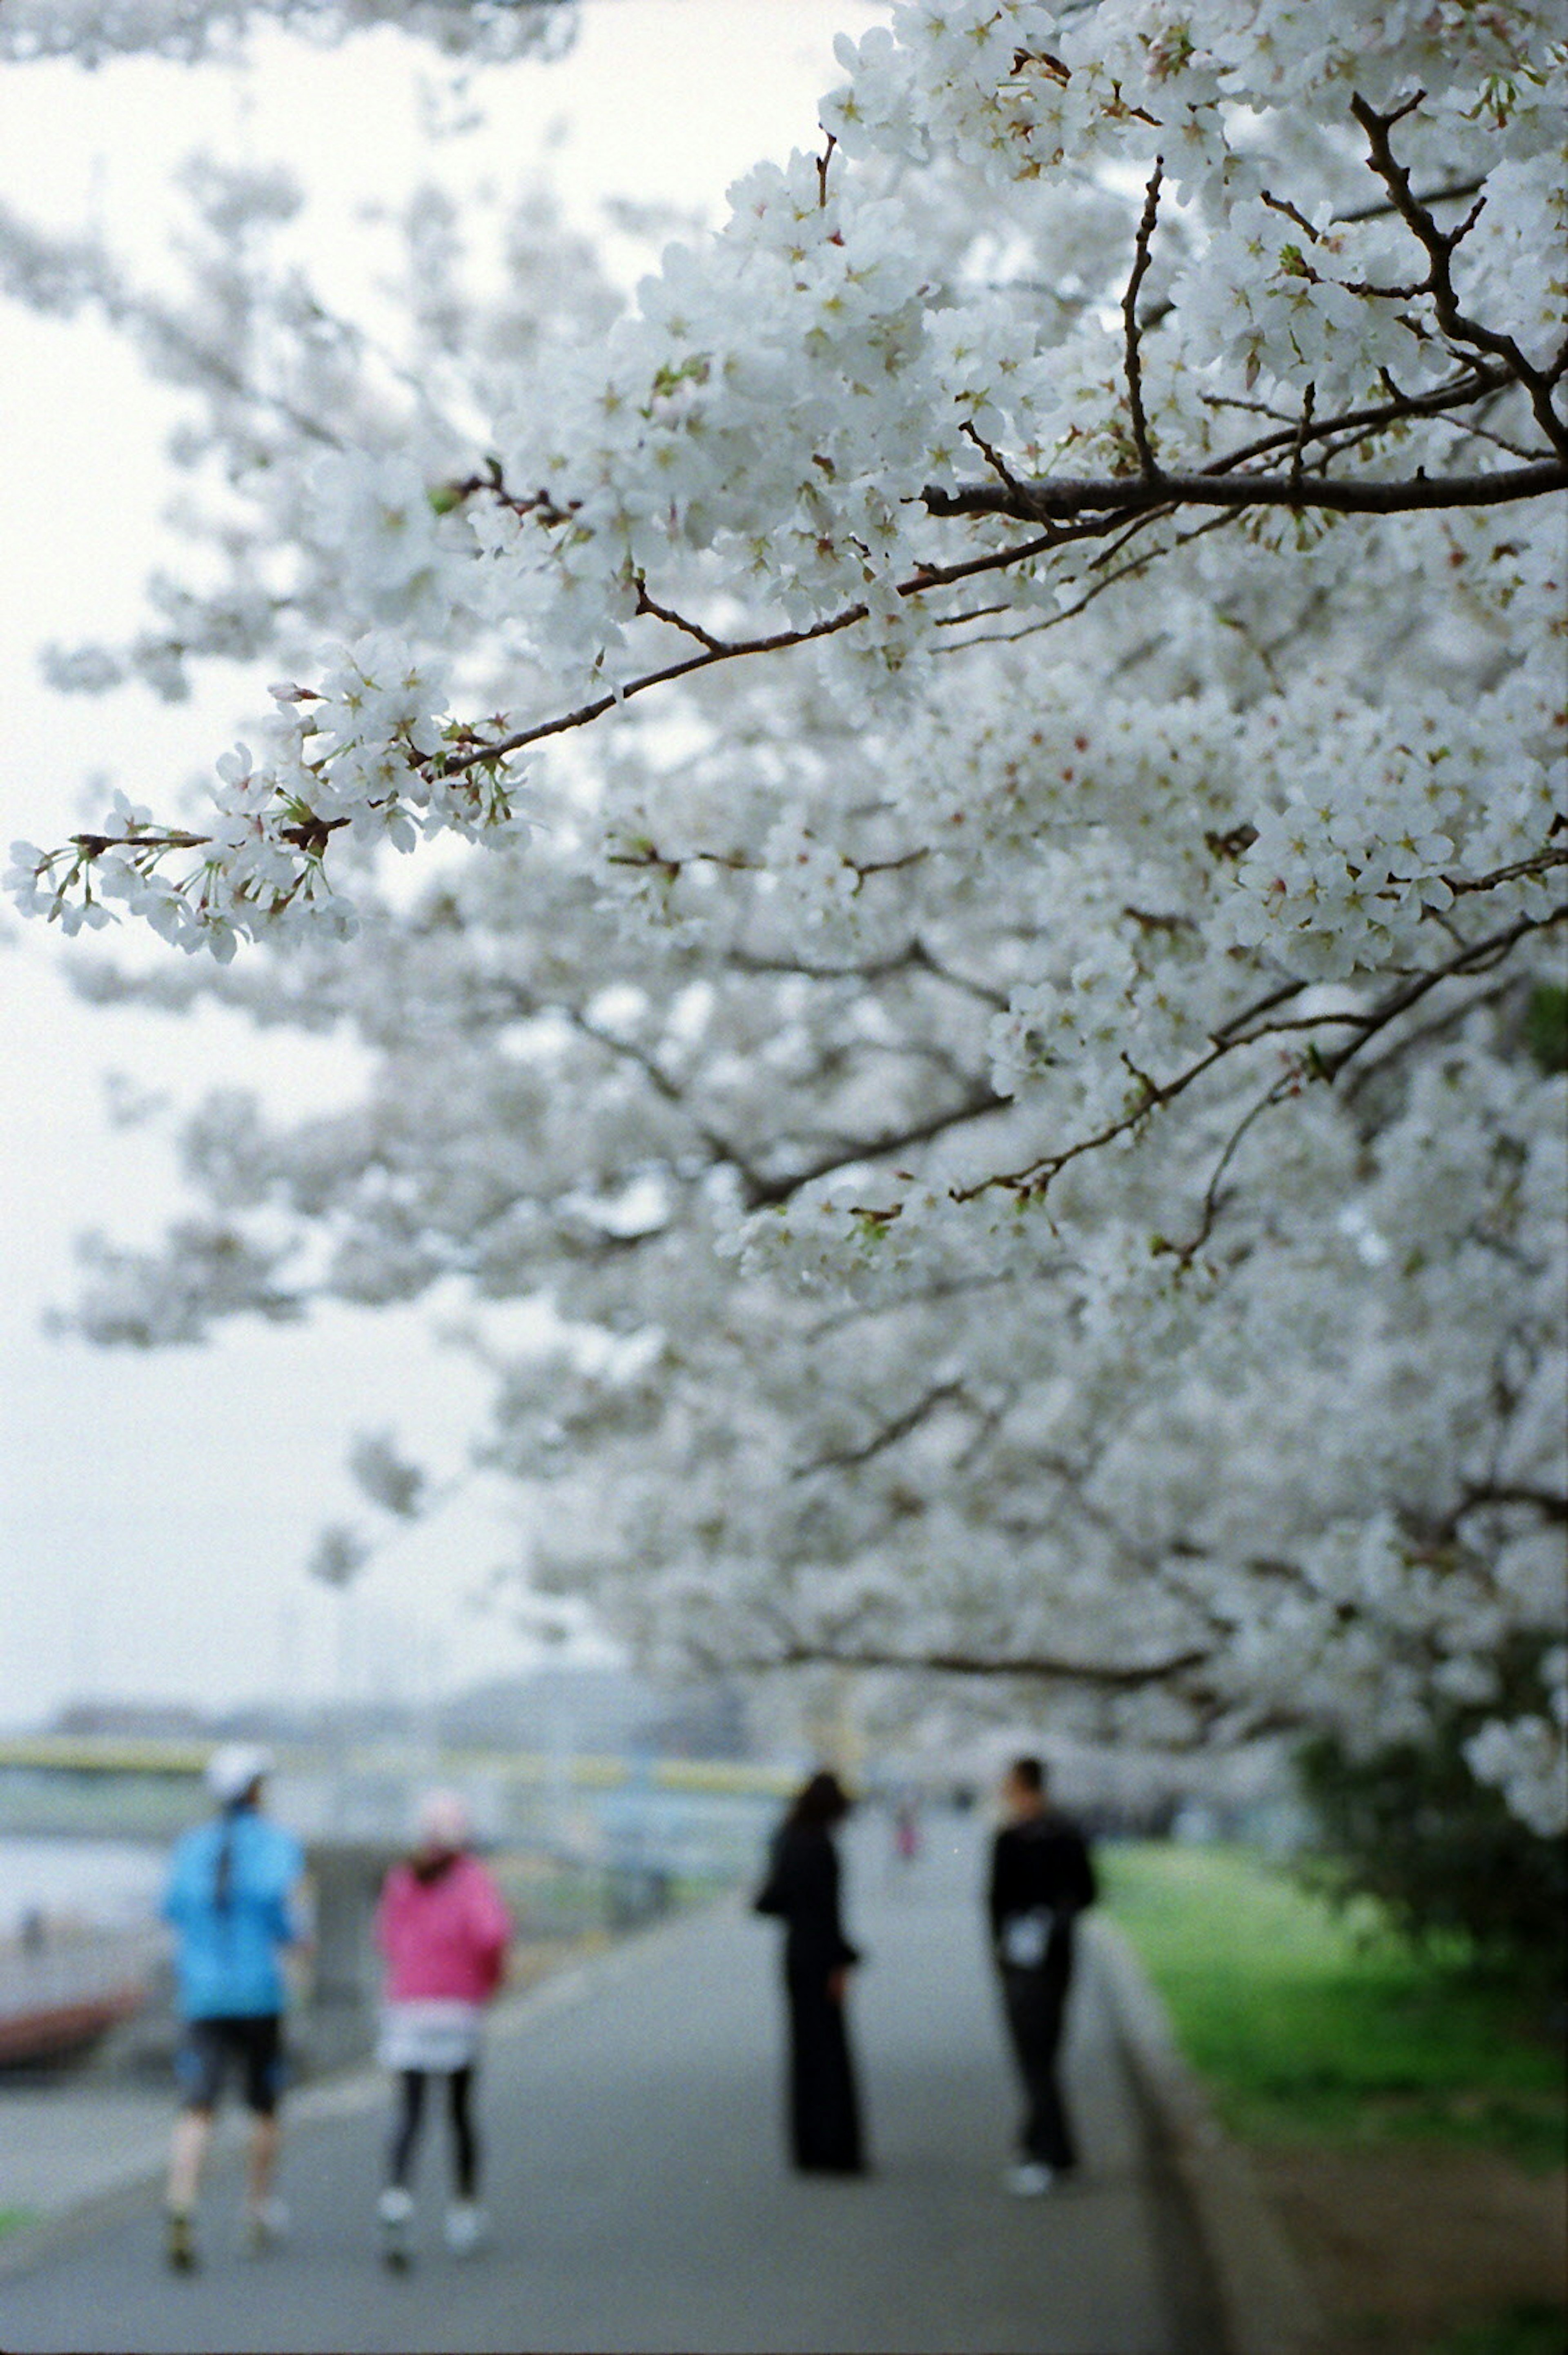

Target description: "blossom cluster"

left=9, top=633, right=526, bottom=956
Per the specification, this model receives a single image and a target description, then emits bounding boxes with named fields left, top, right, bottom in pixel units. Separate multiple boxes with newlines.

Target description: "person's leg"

left=442, top=2066, right=490, bottom=2252
left=787, top=1969, right=864, bottom=2172
left=165, top=2019, right=225, bottom=2267
left=388, top=2070, right=427, bottom=2188
left=246, top=2113, right=281, bottom=2207
left=167, top=2106, right=214, bottom=2215
left=815, top=1990, right=865, bottom=2172
left=239, top=2018, right=289, bottom=2245
left=447, top=2066, right=479, bottom=2201
left=377, top=2072, right=423, bottom=2266
left=1002, top=1963, right=1074, bottom=2169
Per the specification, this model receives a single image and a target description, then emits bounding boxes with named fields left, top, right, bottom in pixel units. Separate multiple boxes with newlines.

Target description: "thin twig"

left=1351, top=91, right=1568, bottom=459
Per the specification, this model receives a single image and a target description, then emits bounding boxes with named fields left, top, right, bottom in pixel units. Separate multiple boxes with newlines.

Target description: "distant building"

left=49, top=1699, right=212, bottom=1741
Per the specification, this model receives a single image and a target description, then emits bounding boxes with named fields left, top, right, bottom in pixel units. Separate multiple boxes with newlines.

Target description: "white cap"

left=206, top=1742, right=274, bottom=1807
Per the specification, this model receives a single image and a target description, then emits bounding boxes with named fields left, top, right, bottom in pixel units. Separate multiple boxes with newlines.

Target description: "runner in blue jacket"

left=161, top=1744, right=307, bottom=2270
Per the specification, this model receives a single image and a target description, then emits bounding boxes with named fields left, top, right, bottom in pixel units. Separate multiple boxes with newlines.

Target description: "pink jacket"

left=375, top=1853, right=510, bottom=2004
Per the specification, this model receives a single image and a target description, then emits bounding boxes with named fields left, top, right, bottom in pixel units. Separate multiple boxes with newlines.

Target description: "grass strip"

left=1102, top=1841, right=1566, bottom=2167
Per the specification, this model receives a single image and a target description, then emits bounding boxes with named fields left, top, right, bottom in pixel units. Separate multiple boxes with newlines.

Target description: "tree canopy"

left=5, top=0, right=1564, bottom=1832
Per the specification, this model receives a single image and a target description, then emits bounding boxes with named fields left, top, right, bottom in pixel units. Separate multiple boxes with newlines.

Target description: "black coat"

left=754, top=1818, right=865, bottom=2172
left=987, top=1810, right=1097, bottom=1962
left=755, top=1822, right=861, bottom=1984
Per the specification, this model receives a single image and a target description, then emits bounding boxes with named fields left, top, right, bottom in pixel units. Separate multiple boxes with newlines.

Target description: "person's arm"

left=822, top=1839, right=861, bottom=1972
left=1067, top=1829, right=1098, bottom=1914
left=986, top=1829, right=1010, bottom=1947
left=160, top=1858, right=187, bottom=1930
left=470, top=1865, right=511, bottom=1995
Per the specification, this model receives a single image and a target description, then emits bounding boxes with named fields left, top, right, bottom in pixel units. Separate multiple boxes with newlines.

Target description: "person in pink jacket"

left=373, top=1789, right=510, bottom=2266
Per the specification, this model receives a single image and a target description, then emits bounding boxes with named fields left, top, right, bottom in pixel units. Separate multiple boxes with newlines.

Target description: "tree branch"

left=791, top=1380, right=968, bottom=1478
left=1350, top=91, right=1568, bottom=460
left=959, top=902, right=1565, bottom=1205
left=1122, top=160, right=1165, bottom=480
left=742, top=1082, right=1011, bottom=1211
left=923, top=459, right=1566, bottom=525
left=733, top=1637, right=1217, bottom=1687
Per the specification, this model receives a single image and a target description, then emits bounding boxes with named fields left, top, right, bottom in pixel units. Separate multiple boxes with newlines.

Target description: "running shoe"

left=245, top=2195, right=290, bottom=2254
left=443, top=2200, right=488, bottom=2256
left=377, top=2184, right=414, bottom=2270
left=164, top=2208, right=197, bottom=2272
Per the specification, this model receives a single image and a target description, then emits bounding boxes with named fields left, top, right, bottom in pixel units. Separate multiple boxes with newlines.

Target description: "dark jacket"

left=755, top=1822, right=861, bottom=1982
left=987, top=1811, right=1097, bottom=1962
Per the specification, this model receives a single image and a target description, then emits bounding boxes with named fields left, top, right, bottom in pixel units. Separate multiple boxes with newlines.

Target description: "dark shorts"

left=176, top=2014, right=286, bottom=2115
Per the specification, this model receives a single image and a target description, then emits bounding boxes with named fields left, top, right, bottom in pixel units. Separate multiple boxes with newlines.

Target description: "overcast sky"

left=0, top=0, right=877, bottom=1731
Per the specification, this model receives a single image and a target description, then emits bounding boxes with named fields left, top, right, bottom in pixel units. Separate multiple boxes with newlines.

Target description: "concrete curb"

left=0, top=1897, right=723, bottom=2286
left=1089, top=1914, right=1325, bottom=2355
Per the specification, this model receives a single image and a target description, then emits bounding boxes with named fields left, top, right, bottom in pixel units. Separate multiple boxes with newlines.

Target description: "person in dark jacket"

left=987, top=1754, right=1097, bottom=2194
left=754, top=1769, right=866, bottom=2174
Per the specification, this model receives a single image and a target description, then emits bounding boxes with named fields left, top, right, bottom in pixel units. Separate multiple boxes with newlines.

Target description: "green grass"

left=0, top=2207, right=39, bottom=2240
left=1102, top=1842, right=1567, bottom=2166
left=1433, top=2303, right=1568, bottom=2355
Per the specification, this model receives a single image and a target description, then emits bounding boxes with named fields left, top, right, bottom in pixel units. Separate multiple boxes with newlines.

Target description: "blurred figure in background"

left=754, top=1769, right=867, bottom=2175
left=161, top=1743, right=308, bottom=2271
left=374, top=1789, right=510, bottom=2268
left=987, top=1754, right=1098, bottom=2196
left=892, top=1795, right=921, bottom=1865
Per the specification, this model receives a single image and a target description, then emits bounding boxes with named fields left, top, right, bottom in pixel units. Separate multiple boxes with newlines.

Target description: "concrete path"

left=0, top=1812, right=1215, bottom=2353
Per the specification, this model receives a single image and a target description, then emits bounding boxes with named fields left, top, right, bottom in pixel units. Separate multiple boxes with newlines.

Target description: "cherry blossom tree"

left=4, top=1, right=1564, bottom=1831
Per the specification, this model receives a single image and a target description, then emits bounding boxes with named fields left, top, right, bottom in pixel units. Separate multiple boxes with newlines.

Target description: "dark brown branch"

left=792, top=1380, right=968, bottom=1478
left=1289, top=382, right=1316, bottom=490
left=960, top=417, right=1029, bottom=499
left=923, top=459, right=1566, bottom=524
left=634, top=581, right=731, bottom=655
left=1335, top=976, right=1524, bottom=1112
left=1336, top=175, right=1485, bottom=225
left=1438, top=1482, right=1568, bottom=1539
left=1350, top=92, right=1568, bottom=460
left=1122, top=160, right=1165, bottom=479
left=1163, top=1077, right=1295, bottom=1265
left=435, top=518, right=1090, bottom=780
left=1318, top=906, right=1568, bottom=1082
left=815, top=131, right=837, bottom=209
left=737, top=1638, right=1216, bottom=1687
left=959, top=904, right=1565, bottom=1205
left=1446, top=844, right=1568, bottom=898
left=743, top=1083, right=1011, bottom=1211
left=1200, top=362, right=1510, bottom=474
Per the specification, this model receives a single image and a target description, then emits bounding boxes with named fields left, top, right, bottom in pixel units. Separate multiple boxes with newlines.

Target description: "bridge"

left=0, top=1734, right=797, bottom=1865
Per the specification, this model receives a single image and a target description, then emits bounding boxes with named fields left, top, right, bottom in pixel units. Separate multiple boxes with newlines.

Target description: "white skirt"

left=377, top=1999, right=484, bottom=2074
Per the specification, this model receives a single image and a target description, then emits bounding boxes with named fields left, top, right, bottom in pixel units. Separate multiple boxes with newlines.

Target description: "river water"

left=0, top=1836, right=165, bottom=1938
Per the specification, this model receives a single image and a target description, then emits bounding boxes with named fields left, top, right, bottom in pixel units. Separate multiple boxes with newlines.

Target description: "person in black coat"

left=754, top=1769, right=866, bottom=2174
left=987, top=1754, right=1098, bottom=2194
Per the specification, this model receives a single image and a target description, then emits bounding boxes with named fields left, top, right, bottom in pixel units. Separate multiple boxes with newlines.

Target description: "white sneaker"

left=377, top=2185, right=414, bottom=2269
left=1005, top=2161, right=1056, bottom=2197
left=443, top=2200, right=488, bottom=2256
left=245, top=2195, right=290, bottom=2253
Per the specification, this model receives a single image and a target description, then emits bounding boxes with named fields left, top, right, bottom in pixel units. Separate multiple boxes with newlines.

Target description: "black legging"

left=388, top=2067, right=479, bottom=2197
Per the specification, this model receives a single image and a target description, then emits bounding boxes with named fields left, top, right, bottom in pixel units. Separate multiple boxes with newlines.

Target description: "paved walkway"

left=0, top=1813, right=1216, bottom=2353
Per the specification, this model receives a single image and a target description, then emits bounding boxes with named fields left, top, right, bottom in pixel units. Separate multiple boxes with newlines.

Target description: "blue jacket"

left=162, top=1807, right=305, bottom=2020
